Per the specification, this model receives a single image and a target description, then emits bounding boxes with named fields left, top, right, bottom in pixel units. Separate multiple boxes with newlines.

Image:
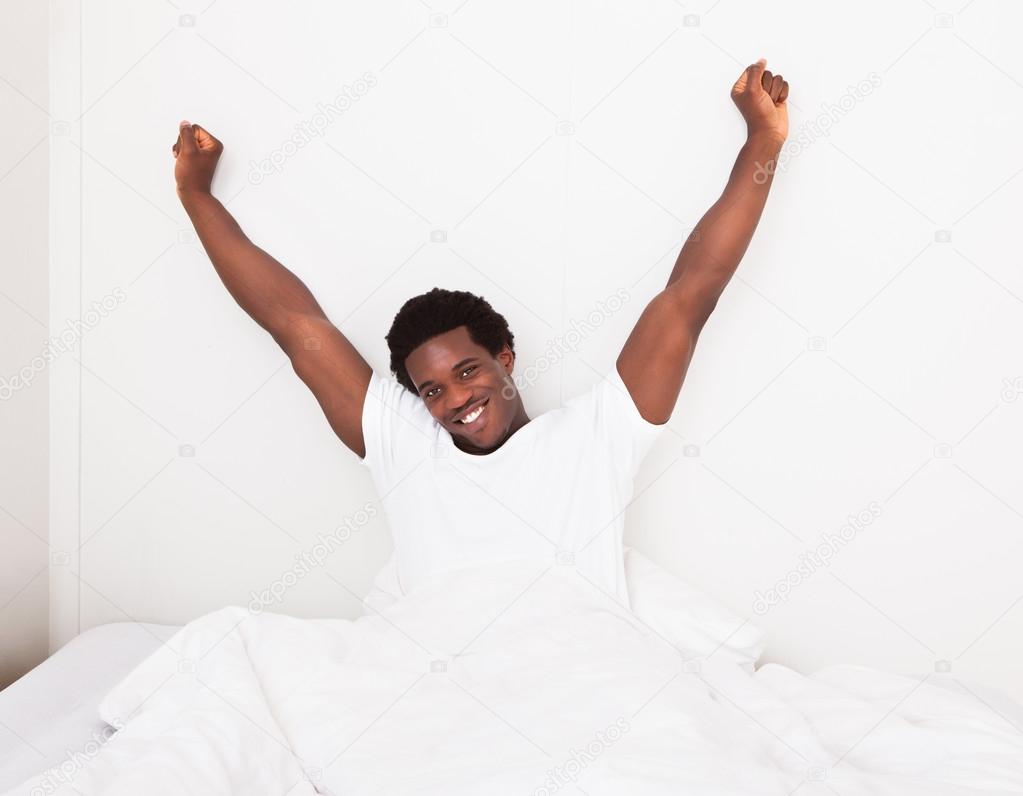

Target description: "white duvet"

left=8, top=552, right=1023, bottom=795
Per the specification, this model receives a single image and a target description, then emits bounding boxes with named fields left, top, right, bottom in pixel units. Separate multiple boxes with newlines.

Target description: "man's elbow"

left=663, top=284, right=718, bottom=337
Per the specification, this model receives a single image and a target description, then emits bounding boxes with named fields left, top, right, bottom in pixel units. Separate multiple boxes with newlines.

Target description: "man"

left=172, top=59, right=789, bottom=601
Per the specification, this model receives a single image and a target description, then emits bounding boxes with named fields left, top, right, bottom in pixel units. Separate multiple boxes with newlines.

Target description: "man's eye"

left=425, top=368, right=474, bottom=399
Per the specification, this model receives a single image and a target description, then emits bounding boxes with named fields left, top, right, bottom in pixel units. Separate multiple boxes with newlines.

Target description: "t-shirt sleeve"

left=587, top=362, right=670, bottom=478
left=358, top=370, right=436, bottom=487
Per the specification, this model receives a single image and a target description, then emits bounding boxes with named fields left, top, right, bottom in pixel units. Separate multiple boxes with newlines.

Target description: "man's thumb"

left=748, top=59, right=767, bottom=90
left=178, top=120, right=198, bottom=153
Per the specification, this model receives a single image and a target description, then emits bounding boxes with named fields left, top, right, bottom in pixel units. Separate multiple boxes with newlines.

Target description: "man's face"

left=404, top=325, right=518, bottom=451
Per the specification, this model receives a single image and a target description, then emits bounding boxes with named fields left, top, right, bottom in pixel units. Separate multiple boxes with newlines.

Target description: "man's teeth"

left=458, top=403, right=485, bottom=424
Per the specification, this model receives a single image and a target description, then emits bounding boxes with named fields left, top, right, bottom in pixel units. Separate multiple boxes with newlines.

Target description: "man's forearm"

left=178, top=189, right=326, bottom=337
left=665, top=130, right=784, bottom=324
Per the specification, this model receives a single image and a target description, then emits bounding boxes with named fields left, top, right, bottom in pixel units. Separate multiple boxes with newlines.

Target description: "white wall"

left=48, top=0, right=1023, bottom=704
left=0, top=0, right=49, bottom=689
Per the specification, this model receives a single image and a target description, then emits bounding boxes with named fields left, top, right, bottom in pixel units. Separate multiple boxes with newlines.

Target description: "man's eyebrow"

left=416, top=357, right=479, bottom=393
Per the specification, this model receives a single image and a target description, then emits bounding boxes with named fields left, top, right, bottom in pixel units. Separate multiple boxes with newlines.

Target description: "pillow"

left=624, top=546, right=765, bottom=672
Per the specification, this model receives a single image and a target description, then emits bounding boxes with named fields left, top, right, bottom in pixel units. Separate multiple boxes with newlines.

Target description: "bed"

left=3, top=554, right=1023, bottom=794
left=0, top=622, right=179, bottom=792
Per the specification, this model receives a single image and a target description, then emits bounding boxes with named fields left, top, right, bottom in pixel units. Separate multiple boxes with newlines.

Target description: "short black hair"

left=386, top=287, right=515, bottom=394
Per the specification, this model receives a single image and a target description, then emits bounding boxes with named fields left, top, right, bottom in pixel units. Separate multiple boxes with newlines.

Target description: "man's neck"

left=454, top=406, right=531, bottom=456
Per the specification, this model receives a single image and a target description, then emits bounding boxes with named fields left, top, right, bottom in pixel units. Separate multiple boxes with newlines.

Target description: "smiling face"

left=404, top=325, right=524, bottom=454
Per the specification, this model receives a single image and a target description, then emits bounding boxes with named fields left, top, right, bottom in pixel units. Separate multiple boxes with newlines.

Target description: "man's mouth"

left=454, top=398, right=489, bottom=427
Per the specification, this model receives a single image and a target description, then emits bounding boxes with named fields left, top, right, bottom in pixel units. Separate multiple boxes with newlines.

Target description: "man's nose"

left=446, top=388, right=475, bottom=415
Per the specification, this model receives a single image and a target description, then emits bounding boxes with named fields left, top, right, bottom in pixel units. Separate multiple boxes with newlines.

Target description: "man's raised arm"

left=173, top=120, right=372, bottom=458
left=617, top=60, right=790, bottom=424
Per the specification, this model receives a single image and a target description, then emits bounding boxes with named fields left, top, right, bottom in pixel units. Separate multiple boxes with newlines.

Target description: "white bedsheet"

left=4, top=558, right=1023, bottom=795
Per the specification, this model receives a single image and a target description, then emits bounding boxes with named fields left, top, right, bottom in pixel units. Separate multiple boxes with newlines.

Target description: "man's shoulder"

left=368, top=370, right=431, bottom=416
left=560, top=366, right=620, bottom=413
left=363, top=369, right=440, bottom=445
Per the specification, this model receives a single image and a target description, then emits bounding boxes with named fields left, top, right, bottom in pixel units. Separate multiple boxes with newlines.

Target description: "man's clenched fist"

left=730, top=59, right=789, bottom=143
left=172, top=120, right=223, bottom=196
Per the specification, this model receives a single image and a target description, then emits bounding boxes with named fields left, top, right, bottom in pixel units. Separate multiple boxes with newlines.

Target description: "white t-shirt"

left=358, top=363, right=667, bottom=605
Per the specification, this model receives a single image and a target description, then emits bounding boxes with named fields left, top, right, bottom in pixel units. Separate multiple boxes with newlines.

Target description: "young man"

left=172, top=60, right=789, bottom=600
